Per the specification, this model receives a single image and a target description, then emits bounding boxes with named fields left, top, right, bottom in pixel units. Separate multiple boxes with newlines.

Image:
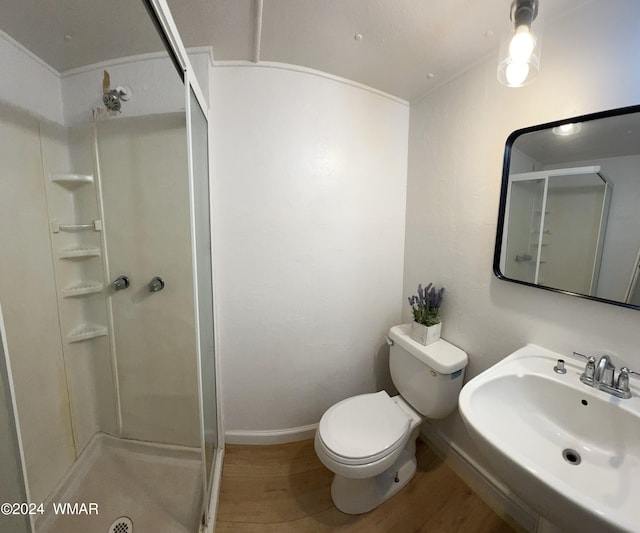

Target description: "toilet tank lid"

left=388, top=324, right=468, bottom=374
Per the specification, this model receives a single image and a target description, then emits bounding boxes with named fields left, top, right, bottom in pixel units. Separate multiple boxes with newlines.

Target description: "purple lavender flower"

left=407, top=282, right=445, bottom=327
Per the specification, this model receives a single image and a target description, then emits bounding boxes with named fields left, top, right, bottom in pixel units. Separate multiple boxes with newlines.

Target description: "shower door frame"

left=0, top=304, right=33, bottom=532
left=185, top=73, right=223, bottom=530
left=143, top=0, right=224, bottom=529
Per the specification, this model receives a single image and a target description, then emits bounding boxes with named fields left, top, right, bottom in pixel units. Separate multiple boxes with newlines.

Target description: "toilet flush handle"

left=384, top=336, right=394, bottom=346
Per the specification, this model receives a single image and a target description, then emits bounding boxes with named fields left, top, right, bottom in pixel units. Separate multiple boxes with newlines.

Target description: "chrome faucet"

left=572, top=352, right=639, bottom=400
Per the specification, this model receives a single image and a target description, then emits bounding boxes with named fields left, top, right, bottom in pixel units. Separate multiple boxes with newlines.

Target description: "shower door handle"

left=148, top=276, right=165, bottom=292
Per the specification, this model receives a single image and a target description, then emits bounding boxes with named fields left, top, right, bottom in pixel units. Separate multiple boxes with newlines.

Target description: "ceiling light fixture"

left=497, top=0, right=541, bottom=88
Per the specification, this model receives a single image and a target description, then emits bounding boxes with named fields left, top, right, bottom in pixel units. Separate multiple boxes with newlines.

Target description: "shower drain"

left=562, top=448, right=581, bottom=465
left=108, top=516, right=133, bottom=533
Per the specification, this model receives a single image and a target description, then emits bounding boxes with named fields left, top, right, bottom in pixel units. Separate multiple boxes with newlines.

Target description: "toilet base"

left=330, top=448, right=417, bottom=514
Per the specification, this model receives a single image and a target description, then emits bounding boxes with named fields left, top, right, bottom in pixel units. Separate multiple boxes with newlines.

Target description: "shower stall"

left=503, top=166, right=612, bottom=295
left=0, top=1, right=221, bottom=531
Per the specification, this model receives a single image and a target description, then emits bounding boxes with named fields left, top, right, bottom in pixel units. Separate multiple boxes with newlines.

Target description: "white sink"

left=458, top=344, right=640, bottom=533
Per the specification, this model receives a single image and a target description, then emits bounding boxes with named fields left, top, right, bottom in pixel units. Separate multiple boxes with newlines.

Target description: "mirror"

left=494, top=104, right=640, bottom=309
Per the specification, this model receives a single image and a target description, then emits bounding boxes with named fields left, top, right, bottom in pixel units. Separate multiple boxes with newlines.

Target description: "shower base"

left=37, top=433, right=202, bottom=533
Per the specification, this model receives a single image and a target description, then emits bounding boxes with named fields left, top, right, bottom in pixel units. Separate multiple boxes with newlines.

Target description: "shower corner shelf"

left=66, top=324, right=108, bottom=343
left=51, top=220, right=103, bottom=233
left=62, top=281, right=104, bottom=297
left=50, top=173, right=94, bottom=189
left=58, top=247, right=101, bottom=260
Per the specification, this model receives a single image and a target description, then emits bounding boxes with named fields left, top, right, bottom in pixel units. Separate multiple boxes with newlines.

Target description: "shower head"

left=96, top=70, right=131, bottom=118
left=102, top=85, right=132, bottom=113
left=103, top=89, right=122, bottom=112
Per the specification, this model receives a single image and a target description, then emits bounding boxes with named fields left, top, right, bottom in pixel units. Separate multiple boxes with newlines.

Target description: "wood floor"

left=215, top=438, right=516, bottom=532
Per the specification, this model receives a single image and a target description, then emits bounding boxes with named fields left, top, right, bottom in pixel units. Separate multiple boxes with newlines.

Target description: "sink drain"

left=562, top=448, right=581, bottom=465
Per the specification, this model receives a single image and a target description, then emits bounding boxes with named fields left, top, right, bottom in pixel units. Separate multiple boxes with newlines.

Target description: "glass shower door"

left=0, top=0, right=221, bottom=529
left=0, top=305, right=31, bottom=533
left=504, top=178, right=546, bottom=283
left=186, top=79, right=219, bottom=525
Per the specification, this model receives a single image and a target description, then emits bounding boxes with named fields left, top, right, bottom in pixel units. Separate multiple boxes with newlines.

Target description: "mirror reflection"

left=495, top=105, right=640, bottom=308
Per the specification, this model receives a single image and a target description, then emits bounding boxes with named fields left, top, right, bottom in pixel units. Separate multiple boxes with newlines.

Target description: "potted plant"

left=407, top=282, right=444, bottom=345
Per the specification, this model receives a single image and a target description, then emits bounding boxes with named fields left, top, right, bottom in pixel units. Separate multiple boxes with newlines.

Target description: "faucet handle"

left=572, top=351, right=593, bottom=362
left=615, top=367, right=640, bottom=398
left=617, top=368, right=630, bottom=393
left=617, top=366, right=640, bottom=384
left=572, top=352, right=596, bottom=384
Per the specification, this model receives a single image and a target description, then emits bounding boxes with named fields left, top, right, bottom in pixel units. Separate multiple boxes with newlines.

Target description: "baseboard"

left=225, top=423, right=318, bottom=445
left=419, top=422, right=539, bottom=533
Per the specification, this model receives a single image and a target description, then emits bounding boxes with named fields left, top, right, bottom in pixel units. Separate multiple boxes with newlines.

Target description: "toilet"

left=314, top=323, right=468, bottom=514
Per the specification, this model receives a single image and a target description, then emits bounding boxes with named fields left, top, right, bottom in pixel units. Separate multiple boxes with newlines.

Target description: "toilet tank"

left=388, top=324, right=468, bottom=419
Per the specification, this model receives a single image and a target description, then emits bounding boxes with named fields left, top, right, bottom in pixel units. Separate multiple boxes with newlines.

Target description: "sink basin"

left=458, top=344, right=640, bottom=533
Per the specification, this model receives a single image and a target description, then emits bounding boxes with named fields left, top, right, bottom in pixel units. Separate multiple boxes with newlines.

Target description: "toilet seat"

left=318, top=391, right=410, bottom=466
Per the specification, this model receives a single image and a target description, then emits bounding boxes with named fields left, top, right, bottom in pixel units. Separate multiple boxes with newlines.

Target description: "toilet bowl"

left=315, top=323, right=468, bottom=514
left=315, top=391, right=423, bottom=479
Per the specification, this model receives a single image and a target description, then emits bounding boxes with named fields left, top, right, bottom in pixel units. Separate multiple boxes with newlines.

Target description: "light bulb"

left=497, top=0, right=541, bottom=87
left=552, top=123, right=582, bottom=136
left=509, top=25, right=535, bottom=62
left=505, top=62, right=530, bottom=87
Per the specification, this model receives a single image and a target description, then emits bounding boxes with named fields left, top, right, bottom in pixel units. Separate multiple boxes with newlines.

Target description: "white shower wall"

left=97, top=114, right=199, bottom=446
left=0, top=106, right=119, bottom=503
left=39, top=120, right=118, bottom=451
left=0, top=103, right=75, bottom=504
left=212, top=65, right=410, bottom=437
left=0, top=30, right=63, bottom=124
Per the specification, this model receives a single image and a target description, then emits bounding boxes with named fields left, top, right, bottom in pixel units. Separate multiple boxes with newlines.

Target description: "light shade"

left=497, top=30, right=541, bottom=87
left=497, top=0, right=541, bottom=88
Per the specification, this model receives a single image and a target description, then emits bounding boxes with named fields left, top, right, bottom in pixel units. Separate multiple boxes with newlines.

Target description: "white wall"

left=405, top=0, right=640, bottom=479
left=38, top=120, right=118, bottom=453
left=0, top=31, right=63, bottom=124
left=543, top=183, right=603, bottom=294
left=97, top=114, right=200, bottom=447
left=595, top=156, right=640, bottom=300
left=0, top=103, right=76, bottom=504
left=212, top=65, right=409, bottom=435
left=510, top=148, right=537, bottom=174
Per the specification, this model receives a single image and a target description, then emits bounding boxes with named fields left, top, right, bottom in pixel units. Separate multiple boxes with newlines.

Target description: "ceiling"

left=2, top=0, right=592, bottom=101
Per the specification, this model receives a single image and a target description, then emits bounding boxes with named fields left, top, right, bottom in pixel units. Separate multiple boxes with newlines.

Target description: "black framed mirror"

left=494, top=104, right=640, bottom=310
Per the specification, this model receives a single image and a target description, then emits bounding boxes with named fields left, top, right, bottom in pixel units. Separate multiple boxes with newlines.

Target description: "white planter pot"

left=410, top=321, right=441, bottom=346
